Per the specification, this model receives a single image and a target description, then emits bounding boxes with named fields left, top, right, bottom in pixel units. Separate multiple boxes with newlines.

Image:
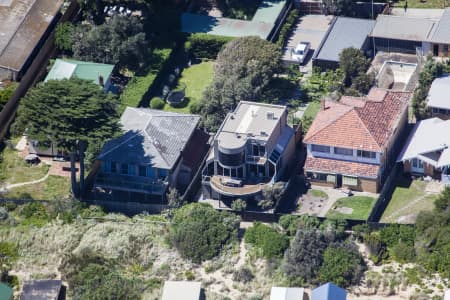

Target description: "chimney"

left=98, top=75, right=104, bottom=87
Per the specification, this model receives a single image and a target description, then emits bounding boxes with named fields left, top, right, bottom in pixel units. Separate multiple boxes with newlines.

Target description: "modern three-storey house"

left=304, top=88, right=411, bottom=193
left=202, top=101, right=299, bottom=205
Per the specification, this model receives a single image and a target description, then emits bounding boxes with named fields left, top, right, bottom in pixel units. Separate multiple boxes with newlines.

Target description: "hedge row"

left=185, top=33, right=234, bottom=60
left=276, top=9, right=299, bottom=48
left=120, top=48, right=173, bottom=110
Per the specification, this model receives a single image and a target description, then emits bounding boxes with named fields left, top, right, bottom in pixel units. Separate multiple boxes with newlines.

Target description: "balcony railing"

left=95, top=173, right=169, bottom=194
left=246, top=155, right=267, bottom=164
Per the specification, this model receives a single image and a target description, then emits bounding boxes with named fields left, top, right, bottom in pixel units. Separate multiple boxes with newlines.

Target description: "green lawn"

left=326, top=196, right=377, bottom=220
left=163, top=61, right=214, bottom=113
left=395, top=0, right=447, bottom=8
left=4, top=175, right=71, bottom=200
left=0, top=147, right=49, bottom=185
left=380, top=177, right=437, bottom=223
left=308, top=189, right=329, bottom=199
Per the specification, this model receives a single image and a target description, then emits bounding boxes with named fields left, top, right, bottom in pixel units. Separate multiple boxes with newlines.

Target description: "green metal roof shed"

left=0, top=282, right=13, bottom=300
left=44, top=59, right=115, bottom=86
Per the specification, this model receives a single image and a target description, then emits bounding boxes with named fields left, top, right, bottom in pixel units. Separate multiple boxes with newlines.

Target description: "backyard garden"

left=380, top=176, right=439, bottom=224
left=326, top=196, right=377, bottom=220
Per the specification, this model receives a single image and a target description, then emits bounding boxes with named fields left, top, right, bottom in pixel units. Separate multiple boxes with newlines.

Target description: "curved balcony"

left=208, top=175, right=269, bottom=197
left=218, top=150, right=244, bottom=167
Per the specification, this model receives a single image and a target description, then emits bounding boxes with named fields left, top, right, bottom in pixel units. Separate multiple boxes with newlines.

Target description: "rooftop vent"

left=267, top=112, right=275, bottom=119
left=260, top=131, right=267, bottom=136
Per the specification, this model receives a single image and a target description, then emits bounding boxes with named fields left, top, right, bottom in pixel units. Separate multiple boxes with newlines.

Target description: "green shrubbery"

left=169, top=203, right=240, bottom=263
left=150, top=97, right=165, bottom=109
left=185, top=33, right=234, bottom=60
left=244, top=223, right=289, bottom=259
left=120, top=48, right=172, bottom=109
left=276, top=9, right=299, bottom=47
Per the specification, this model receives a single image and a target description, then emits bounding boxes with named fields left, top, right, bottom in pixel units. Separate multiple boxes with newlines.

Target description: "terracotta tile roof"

left=304, top=88, right=411, bottom=152
left=305, top=156, right=380, bottom=178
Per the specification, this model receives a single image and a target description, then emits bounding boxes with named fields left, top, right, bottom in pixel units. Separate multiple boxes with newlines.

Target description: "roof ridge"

left=304, top=103, right=352, bottom=142
left=354, top=108, right=383, bottom=150
left=98, top=131, right=141, bottom=159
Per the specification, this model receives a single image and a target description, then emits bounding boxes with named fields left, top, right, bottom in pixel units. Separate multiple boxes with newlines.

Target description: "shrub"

left=231, top=199, right=247, bottom=211
left=19, top=202, right=50, bottom=226
left=169, top=203, right=240, bottom=263
left=232, top=267, right=254, bottom=283
left=390, top=241, right=415, bottom=263
left=185, top=33, right=234, bottom=60
left=379, top=224, right=415, bottom=248
left=150, top=97, right=165, bottom=109
left=276, top=9, right=299, bottom=47
left=67, top=263, right=143, bottom=300
left=0, top=241, right=19, bottom=262
left=244, top=223, right=289, bottom=259
left=318, top=242, right=366, bottom=287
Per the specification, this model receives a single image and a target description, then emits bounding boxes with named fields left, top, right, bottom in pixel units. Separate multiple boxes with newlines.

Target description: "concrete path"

left=4, top=172, right=49, bottom=190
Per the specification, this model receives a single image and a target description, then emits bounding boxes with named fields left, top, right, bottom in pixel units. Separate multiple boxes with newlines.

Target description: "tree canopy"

left=72, top=15, right=148, bottom=70
left=200, top=36, right=281, bottom=131
left=169, top=203, right=240, bottom=263
left=13, top=78, right=120, bottom=154
left=339, top=47, right=373, bottom=95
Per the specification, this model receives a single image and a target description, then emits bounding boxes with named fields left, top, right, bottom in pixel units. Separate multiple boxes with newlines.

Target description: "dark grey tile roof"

left=98, top=107, right=201, bottom=170
left=315, top=17, right=375, bottom=63
left=430, top=8, right=450, bottom=44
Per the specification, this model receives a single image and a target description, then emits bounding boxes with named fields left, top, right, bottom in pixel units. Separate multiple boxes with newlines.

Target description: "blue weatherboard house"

left=312, top=283, right=346, bottom=300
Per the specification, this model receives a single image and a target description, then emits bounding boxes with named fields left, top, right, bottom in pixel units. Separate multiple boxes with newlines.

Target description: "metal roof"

left=44, top=59, right=115, bottom=85
left=162, top=281, right=201, bottom=300
left=430, top=8, right=450, bottom=44
left=428, top=75, right=450, bottom=110
left=0, top=283, right=13, bottom=300
left=98, top=107, right=201, bottom=170
left=370, top=14, right=435, bottom=42
left=270, top=287, right=305, bottom=300
left=20, top=280, right=62, bottom=300
left=0, top=0, right=63, bottom=72
left=397, top=118, right=450, bottom=168
left=312, top=283, right=347, bottom=300
left=315, top=17, right=375, bottom=63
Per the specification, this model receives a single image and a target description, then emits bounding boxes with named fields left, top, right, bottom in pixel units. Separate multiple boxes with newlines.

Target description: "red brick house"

left=303, top=88, right=411, bottom=193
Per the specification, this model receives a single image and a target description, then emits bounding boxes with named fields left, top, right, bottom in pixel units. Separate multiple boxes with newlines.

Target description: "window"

left=251, top=144, right=266, bottom=156
left=311, top=144, right=330, bottom=153
left=343, top=176, right=358, bottom=186
left=357, top=150, right=377, bottom=159
left=334, top=147, right=353, bottom=156
left=224, top=168, right=230, bottom=177
left=146, top=167, right=155, bottom=178
left=128, top=164, right=135, bottom=176
left=432, top=108, right=439, bottom=114
left=231, top=168, right=237, bottom=177
left=103, top=161, right=111, bottom=173
left=120, top=163, right=128, bottom=175
left=111, top=161, right=117, bottom=173
left=158, top=169, right=168, bottom=178
left=259, top=145, right=266, bottom=156
left=139, top=166, right=146, bottom=177
left=412, top=158, right=424, bottom=169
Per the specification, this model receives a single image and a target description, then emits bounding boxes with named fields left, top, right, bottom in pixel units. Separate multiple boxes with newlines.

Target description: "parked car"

left=291, top=42, right=311, bottom=64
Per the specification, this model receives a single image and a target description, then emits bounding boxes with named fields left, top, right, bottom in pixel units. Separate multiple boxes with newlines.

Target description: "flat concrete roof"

left=315, top=17, right=375, bottom=63
left=181, top=0, right=286, bottom=39
left=181, top=13, right=273, bottom=39
left=391, top=8, right=444, bottom=20
left=217, top=101, right=287, bottom=150
left=0, top=0, right=63, bottom=72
